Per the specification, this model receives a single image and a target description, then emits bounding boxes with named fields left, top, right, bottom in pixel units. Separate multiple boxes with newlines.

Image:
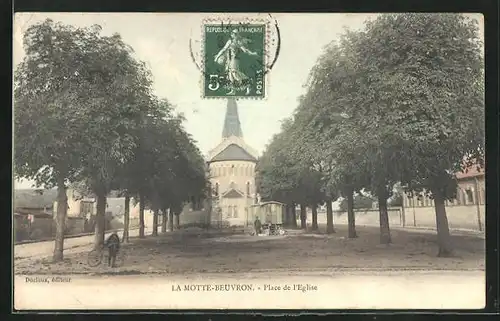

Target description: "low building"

left=14, top=188, right=57, bottom=215
left=401, top=165, right=485, bottom=231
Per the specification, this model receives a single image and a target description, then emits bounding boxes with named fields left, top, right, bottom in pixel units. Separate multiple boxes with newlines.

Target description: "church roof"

left=211, top=144, right=257, bottom=162
left=207, top=99, right=259, bottom=163
left=222, top=189, right=245, bottom=198
left=222, top=98, right=243, bottom=138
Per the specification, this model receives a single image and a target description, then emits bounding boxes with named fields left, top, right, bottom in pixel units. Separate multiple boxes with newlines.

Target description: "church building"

left=206, top=98, right=259, bottom=226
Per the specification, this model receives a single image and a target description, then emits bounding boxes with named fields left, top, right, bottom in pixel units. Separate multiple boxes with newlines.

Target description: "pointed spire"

left=222, top=98, right=243, bottom=138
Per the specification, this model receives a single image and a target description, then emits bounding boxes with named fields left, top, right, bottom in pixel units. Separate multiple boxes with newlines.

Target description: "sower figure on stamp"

left=214, top=29, right=259, bottom=95
left=105, top=232, right=121, bottom=267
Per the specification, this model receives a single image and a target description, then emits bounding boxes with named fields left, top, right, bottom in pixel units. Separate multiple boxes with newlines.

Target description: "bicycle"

left=87, top=244, right=126, bottom=267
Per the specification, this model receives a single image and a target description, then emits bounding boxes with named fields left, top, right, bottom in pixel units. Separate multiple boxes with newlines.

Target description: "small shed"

left=246, top=201, right=286, bottom=226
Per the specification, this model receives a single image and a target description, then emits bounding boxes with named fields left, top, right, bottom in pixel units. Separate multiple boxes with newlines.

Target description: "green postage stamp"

left=203, top=23, right=266, bottom=99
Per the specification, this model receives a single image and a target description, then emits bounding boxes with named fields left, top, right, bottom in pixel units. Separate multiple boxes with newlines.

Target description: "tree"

left=69, top=25, right=154, bottom=248
left=302, top=40, right=371, bottom=239
left=138, top=108, right=208, bottom=233
left=14, top=19, right=103, bottom=261
left=256, top=118, right=302, bottom=228
left=345, top=13, right=484, bottom=255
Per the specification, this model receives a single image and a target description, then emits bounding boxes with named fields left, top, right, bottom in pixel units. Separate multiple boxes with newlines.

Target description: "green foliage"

left=14, top=19, right=94, bottom=187
left=338, top=194, right=376, bottom=212
left=257, top=13, right=484, bottom=228
left=388, top=194, right=403, bottom=207
left=15, top=18, right=208, bottom=217
left=347, top=13, right=484, bottom=197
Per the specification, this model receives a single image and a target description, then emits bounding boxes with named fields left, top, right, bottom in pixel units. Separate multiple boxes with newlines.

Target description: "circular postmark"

left=189, top=14, right=281, bottom=99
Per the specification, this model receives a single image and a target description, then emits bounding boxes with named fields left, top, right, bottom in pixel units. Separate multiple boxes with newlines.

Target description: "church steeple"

left=222, top=98, right=243, bottom=139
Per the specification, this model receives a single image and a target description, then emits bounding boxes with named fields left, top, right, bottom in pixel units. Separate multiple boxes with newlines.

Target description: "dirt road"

left=14, top=270, right=485, bottom=310
left=14, top=227, right=150, bottom=261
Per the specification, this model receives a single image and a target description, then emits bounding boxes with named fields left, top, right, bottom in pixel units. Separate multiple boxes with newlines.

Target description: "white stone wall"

left=209, top=160, right=256, bottom=195
left=297, top=205, right=485, bottom=232
left=209, top=160, right=256, bottom=226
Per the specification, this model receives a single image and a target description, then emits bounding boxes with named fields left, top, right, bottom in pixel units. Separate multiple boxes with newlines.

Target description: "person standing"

left=254, top=216, right=262, bottom=235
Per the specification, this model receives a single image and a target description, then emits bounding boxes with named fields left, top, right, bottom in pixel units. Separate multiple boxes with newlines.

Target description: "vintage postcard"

left=13, top=12, right=485, bottom=311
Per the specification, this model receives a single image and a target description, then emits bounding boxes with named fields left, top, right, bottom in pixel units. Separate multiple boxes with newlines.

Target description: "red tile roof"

left=456, top=165, right=484, bottom=179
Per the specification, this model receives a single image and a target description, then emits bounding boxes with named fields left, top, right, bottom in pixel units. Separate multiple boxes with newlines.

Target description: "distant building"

left=14, top=189, right=56, bottom=215
left=206, top=98, right=259, bottom=226
left=455, top=165, right=485, bottom=206
left=402, top=165, right=485, bottom=207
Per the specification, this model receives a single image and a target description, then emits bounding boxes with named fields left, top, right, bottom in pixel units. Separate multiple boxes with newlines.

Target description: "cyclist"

left=105, top=232, right=121, bottom=267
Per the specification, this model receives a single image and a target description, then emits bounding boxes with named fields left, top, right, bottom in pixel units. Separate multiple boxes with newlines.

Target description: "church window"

left=227, top=206, right=233, bottom=218
left=230, top=181, right=236, bottom=190
left=214, top=183, right=219, bottom=196
left=246, top=182, right=250, bottom=195
left=233, top=206, right=238, bottom=218
left=466, top=188, right=474, bottom=204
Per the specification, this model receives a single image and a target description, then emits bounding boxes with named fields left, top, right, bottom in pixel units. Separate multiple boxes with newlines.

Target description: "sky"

left=12, top=13, right=483, bottom=189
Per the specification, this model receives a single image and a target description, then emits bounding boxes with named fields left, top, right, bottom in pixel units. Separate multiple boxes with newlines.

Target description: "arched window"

left=227, top=206, right=233, bottom=218
left=466, top=188, right=474, bottom=204
left=233, top=206, right=238, bottom=218
left=246, top=182, right=250, bottom=195
left=461, top=189, right=467, bottom=205
left=214, top=182, right=219, bottom=196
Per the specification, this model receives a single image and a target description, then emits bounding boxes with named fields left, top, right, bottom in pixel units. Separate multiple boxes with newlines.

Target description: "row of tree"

left=256, top=13, right=484, bottom=256
left=14, top=19, right=208, bottom=262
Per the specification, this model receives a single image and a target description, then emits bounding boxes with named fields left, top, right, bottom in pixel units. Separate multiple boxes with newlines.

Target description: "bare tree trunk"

left=286, top=203, right=295, bottom=227
left=161, top=207, right=167, bottom=233
left=139, top=193, right=145, bottom=238
left=94, top=191, right=106, bottom=249
left=401, top=194, right=406, bottom=227
left=174, top=213, right=180, bottom=229
left=432, top=187, right=453, bottom=257
left=346, top=189, right=357, bottom=238
left=299, top=203, right=307, bottom=229
left=53, top=177, right=68, bottom=262
left=326, top=199, right=335, bottom=234
left=152, top=208, right=159, bottom=236
left=311, top=203, right=318, bottom=231
left=283, top=204, right=290, bottom=226
left=378, top=191, right=391, bottom=244
left=168, top=208, right=174, bottom=231
left=291, top=202, right=298, bottom=228
left=123, top=193, right=130, bottom=243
